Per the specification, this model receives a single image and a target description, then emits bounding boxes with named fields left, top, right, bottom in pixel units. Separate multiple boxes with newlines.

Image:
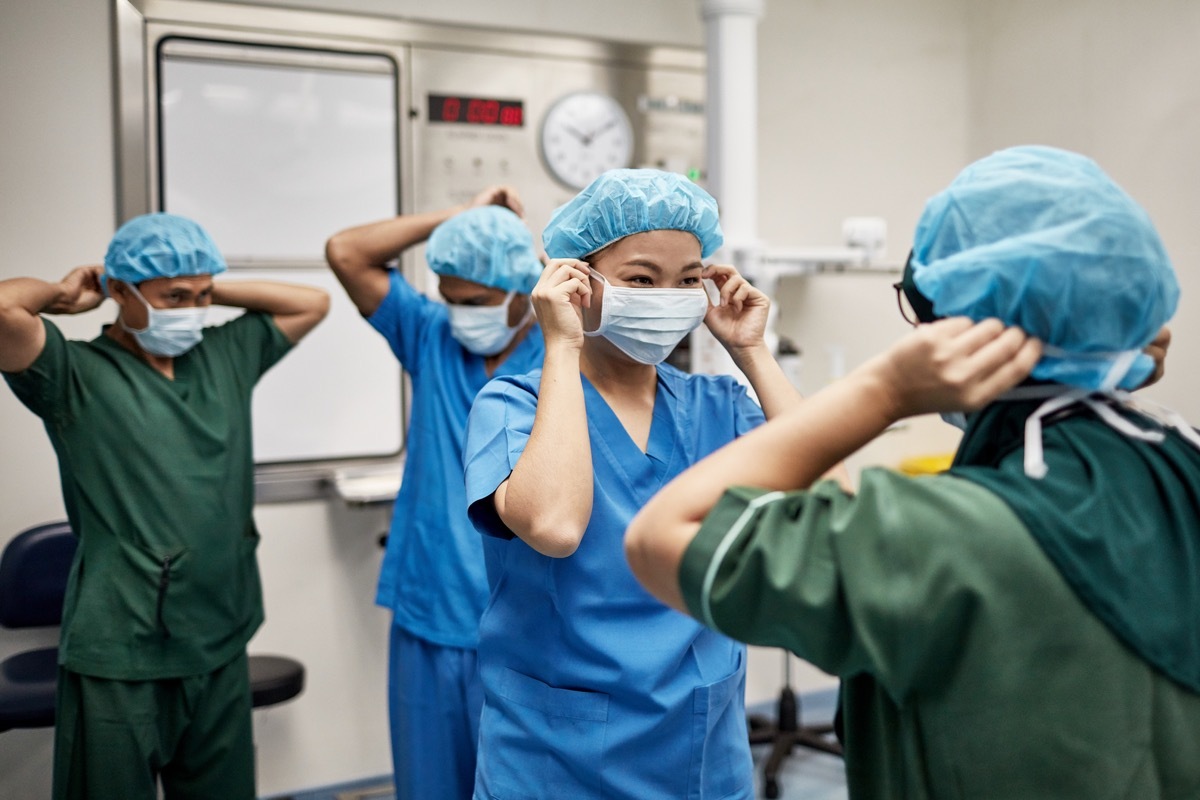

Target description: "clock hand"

left=586, top=119, right=619, bottom=141
left=561, top=122, right=590, bottom=143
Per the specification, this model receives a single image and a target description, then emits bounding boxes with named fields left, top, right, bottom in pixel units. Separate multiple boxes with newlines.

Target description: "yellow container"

left=898, top=452, right=955, bottom=476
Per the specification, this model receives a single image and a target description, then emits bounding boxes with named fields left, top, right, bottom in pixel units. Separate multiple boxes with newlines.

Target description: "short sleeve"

left=366, top=270, right=442, bottom=374
left=678, top=470, right=1031, bottom=701
left=731, top=380, right=765, bottom=436
left=464, top=375, right=539, bottom=539
left=199, top=310, right=293, bottom=383
left=2, top=318, right=71, bottom=423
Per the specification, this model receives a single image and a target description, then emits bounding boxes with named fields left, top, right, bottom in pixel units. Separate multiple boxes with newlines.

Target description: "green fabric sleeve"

left=679, top=470, right=1033, bottom=701
left=199, top=310, right=293, bottom=385
left=2, top=318, right=70, bottom=423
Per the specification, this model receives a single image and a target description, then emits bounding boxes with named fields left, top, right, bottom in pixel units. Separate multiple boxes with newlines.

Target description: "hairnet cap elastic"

left=426, top=205, right=542, bottom=294
left=911, top=145, right=1178, bottom=390
left=103, top=213, right=226, bottom=292
left=542, top=169, right=724, bottom=260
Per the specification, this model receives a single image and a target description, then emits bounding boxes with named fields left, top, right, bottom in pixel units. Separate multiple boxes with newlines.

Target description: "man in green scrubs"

left=626, top=146, right=1200, bottom=799
left=0, top=213, right=329, bottom=800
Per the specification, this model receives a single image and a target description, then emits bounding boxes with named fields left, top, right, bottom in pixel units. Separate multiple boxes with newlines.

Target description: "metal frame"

left=111, top=0, right=706, bottom=502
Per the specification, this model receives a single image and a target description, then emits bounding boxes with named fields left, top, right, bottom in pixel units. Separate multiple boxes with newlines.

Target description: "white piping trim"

left=699, top=491, right=785, bottom=631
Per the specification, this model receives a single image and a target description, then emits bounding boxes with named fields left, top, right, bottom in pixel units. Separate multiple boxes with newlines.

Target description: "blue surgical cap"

left=542, top=169, right=724, bottom=259
left=103, top=213, right=226, bottom=293
left=425, top=206, right=542, bottom=294
left=911, top=145, right=1178, bottom=391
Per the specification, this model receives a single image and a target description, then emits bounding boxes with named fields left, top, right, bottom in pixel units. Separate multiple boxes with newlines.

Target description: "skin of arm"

left=492, top=258, right=595, bottom=557
left=701, top=263, right=853, bottom=489
left=210, top=280, right=330, bottom=345
left=324, top=185, right=525, bottom=318
left=0, top=266, right=105, bottom=373
left=625, top=317, right=1043, bottom=611
left=700, top=264, right=801, bottom=420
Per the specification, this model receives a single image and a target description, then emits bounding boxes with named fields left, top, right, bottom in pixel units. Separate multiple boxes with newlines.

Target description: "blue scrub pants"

left=388, top=624, right=483, bottom=800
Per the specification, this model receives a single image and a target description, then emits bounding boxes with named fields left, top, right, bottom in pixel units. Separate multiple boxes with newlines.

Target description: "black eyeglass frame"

left=892, top=281, right=919, bottom=327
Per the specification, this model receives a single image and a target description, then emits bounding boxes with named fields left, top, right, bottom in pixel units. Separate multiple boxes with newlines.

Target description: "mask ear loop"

left=118, top=282, right=155, bottom=335
left=512, top=291, right=534, bottom=330
left=583, top=268, right=610, bottom=338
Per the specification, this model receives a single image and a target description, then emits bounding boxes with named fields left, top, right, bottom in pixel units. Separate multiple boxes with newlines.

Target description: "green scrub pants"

left=52, top=651, right=255, bottom=800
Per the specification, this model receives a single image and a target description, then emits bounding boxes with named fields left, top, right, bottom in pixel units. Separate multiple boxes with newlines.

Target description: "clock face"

left=540, top=91, right=634, bottom=190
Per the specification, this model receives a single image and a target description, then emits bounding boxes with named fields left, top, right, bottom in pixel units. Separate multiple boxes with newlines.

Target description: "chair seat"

left=248, top=654, right=305, bottom=709
left=0, top=647, right=59, bottom=732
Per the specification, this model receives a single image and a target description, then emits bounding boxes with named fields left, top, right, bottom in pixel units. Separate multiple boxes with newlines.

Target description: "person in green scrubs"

left=0, top=213, right=329, bottom=800
left=626, top=146, right=1200, bottom=799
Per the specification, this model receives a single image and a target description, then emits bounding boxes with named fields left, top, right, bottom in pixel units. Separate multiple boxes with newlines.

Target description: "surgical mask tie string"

left=1019, top=387, right=1195, bottom=480
left=1023, top=389, right=1089, bottom=480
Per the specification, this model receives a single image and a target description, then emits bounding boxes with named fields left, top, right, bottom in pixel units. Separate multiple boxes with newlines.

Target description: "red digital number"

left=440, top=97, right=462, bottom=122
left=466, top=99, right=500, bottom=124
left=499, top=106, right=523, bottom=126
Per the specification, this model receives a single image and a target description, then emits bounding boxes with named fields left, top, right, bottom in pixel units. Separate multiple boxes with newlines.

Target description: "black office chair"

left=748, top=651, right=843, bottom=799
left=0, top=521, right=305, bottom=733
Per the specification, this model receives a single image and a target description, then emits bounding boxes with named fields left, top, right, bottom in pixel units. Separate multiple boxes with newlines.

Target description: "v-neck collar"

left=581, top=368, right=683, bottom=498
left=94, top=327, right=189, bottom=391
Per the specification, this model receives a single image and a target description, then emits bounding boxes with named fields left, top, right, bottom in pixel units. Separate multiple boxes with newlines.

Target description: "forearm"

left=211, top=281, right=330, bottom=344
left=729, top=341, right=803, bottom=419
left=325, top=206, right=464, bottom=316
left=0, top=277, right=65, bottom=317
left=0, top=278, right=62, bottom=373
left=327, top=207, right=462, bottom=269
left=500, top=344, right=594, bottom=557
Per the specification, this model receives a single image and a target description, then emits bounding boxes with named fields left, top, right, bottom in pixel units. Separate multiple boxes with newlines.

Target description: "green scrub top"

left=680, top=472, right=1200, bottom=799
left=3, top=313, right=291, bottom=680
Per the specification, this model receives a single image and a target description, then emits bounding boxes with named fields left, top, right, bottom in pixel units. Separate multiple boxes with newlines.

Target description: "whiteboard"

left=159, top=40, right=399, bottom=264
left=158, top=40, right=404, bottom=463
left=206, top=270, right=403, bottom=464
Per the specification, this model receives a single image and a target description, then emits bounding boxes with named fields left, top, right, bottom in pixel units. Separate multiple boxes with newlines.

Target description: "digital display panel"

left=428, top=94, right=524, bottom=127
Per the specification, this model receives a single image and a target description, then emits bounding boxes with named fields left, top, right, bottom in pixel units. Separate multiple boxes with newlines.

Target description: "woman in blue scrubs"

left=464, top=170, right=825, bottom=799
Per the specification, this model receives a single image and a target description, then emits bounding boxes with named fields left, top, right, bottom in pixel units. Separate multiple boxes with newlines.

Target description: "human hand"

left=701, top=264, right=769, bottom=354
left=531, top=259, right=591, bottom=350
left=470, top=185, right=525, bottom=218
left=866, top=317, right=1042, bottom=420
left=1139, top=325, right=1171, bottom=388
left=48, top=266, right=106, bottom=314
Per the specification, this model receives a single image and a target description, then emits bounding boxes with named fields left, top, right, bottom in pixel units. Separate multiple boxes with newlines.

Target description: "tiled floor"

left=267, top=689, right=848, bottom=800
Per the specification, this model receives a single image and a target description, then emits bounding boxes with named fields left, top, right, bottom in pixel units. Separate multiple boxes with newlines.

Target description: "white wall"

left=3, top=0, right=1197, bottom=796
left=964, top=0, right=1200, bottom=420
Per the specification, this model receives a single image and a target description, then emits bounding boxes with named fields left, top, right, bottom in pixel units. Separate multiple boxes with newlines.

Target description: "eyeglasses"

left=892, top=281, right=919, bottom=327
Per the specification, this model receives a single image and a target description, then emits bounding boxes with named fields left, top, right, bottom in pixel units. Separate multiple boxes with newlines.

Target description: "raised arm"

left=701, top=263, right=853, bottom=489
left=324, top=185, right=525, bottom=317
left=492, top=259, right=594, bottom=557
left=211, top=281, right=330, bottom=344
left=625, top=317, right=1043, bottom=611
left=700, top=264, right=801, bottom=419
left=0, top=266, right=105, bottom=373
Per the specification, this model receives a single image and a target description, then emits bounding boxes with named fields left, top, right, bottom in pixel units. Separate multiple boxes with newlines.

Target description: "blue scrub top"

left=464, top=364, right=764, bottom=799
left=369, top=270, right=544, bottom=649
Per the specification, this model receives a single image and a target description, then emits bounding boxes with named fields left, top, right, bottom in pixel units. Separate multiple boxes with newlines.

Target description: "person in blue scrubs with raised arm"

left=324, top=187, right=544, bottom=800
left=463, top=169, right=826, bottom=799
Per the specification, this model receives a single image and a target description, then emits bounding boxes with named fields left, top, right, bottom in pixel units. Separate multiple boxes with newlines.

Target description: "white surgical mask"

left=586, top=270, right=710, bottom=365
left=120, top=283, right=207, bottom=357
left=446, top=291, right=530, bottom=356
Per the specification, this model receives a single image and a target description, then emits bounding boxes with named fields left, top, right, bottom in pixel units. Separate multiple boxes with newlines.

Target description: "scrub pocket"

left=479, top=667, right=610, bottom=799
left=688, top=666, right=753, bottom=799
